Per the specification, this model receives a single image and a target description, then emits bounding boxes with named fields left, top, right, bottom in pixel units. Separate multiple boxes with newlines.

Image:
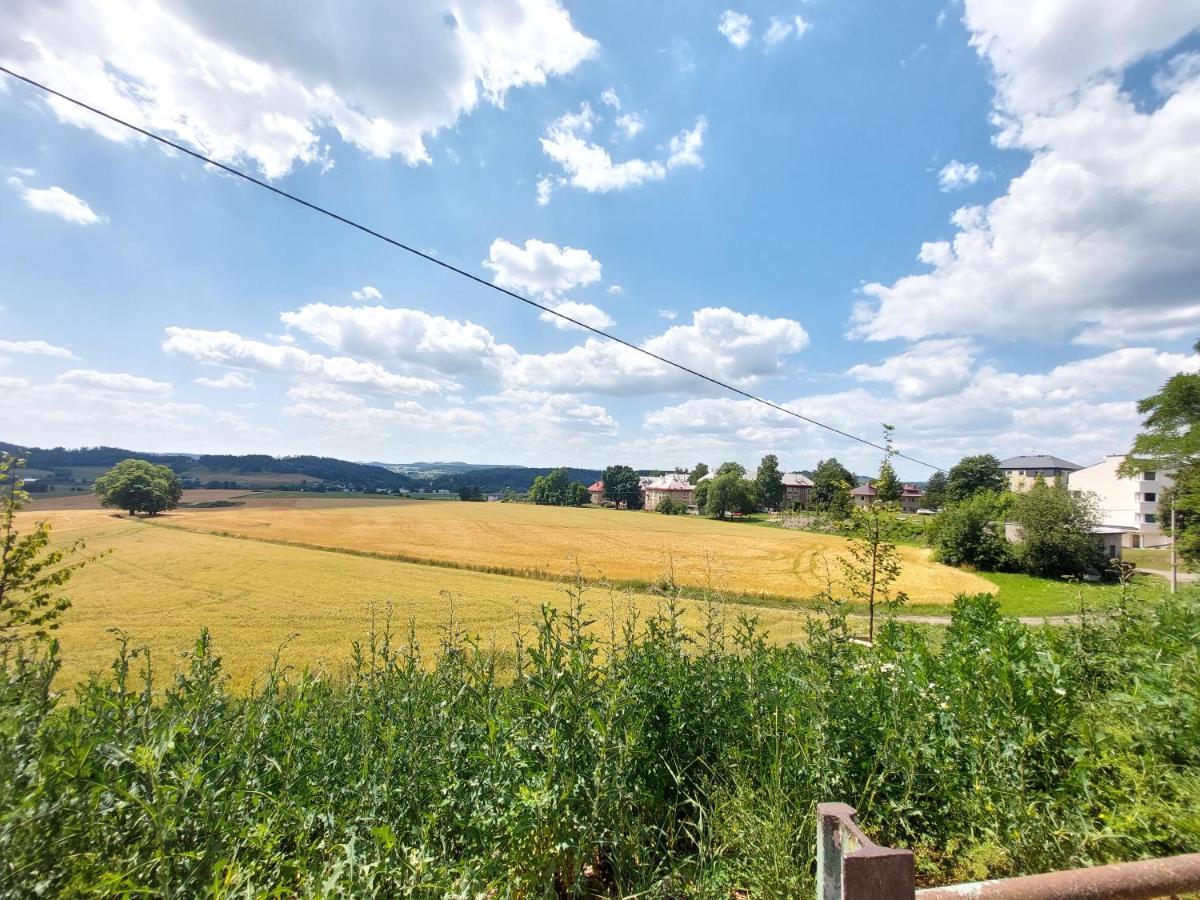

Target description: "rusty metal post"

left=817, top=802, right=914, bottom=900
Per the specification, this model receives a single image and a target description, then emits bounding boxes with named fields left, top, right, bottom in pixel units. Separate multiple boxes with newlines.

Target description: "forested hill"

left=421, top=466, right=604, bottom=494
left=2, top=443, right=415, bottom=491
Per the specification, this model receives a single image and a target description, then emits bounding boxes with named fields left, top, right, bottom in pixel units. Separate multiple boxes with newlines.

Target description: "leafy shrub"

left=1010, top=480, right=1106, bottom=577
left=1, top=590, right=1197, bottom=895
left=927, top=492, right=1012, bottom=570
left=656, top=497, right=686, bottom=515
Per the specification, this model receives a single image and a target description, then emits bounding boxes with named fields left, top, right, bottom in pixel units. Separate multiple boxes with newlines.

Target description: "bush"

left=656, top=496, right=686, bottom=515
left=927, top=492, right=1012, bottom=570
left=2, top=590, right=1198, bottom=895
left=1010, top=479, right=1106, bottom=577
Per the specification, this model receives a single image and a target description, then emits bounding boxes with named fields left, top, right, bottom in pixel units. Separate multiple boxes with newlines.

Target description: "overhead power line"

left=0, top=65, right=941, bottom=471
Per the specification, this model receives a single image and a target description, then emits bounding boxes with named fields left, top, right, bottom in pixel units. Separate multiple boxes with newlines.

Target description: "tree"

left=1, top=454, right=93, bottom=645
left=528, top=468, right=590, bottom=506
left=840, top=502, right=908, bottom=643
left=704, top=472, right=755, bottom=519
left=1009, top=478, right=1104, bottom=577
left=715, top=461, right=747, bottom=478
left=755, top=454, right=785, bottom=511
left=458, top=484, right=482, bottom=501
left=602, top=465, right=644, bottom=510
left=688, top=463, right=709, bottom=485
left=946, top=454, right=1006, bottom=502
left=875, top=460, right=900, bottom=503
left=812, top=458, right=855, bottom=511
left=692, top=479, right=710, bottom=512
left=926, top=492, right=1010, bottom=570
left=94, top=458, right=182, bottom=516
left=923, top=471, right=948, bottom=510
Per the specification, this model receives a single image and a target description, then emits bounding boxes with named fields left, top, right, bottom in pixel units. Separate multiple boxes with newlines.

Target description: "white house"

left=1068, top=454, right=1174, bottom=548
left=643, top=473, right=695, bottom=509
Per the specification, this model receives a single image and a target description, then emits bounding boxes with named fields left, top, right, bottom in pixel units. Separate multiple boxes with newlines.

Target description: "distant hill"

left=1, top=443, right=415, bottom=492
left=380, top=461, right=522, bottom=477
left=422, top=466, right=604, bottom=494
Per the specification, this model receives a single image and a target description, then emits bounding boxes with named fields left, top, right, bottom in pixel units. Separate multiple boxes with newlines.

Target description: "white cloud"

left=848, top=339, right=978, bottom=401
left=764, top=15, right=810, bottom=47
left=55, top=368, right=172, bottom=396
left=615, top=112, right=646, bottom=140
left=936, top=159, right=984, bottom=191
left=0, top=338, right=76, bottom=359
left=1, top=0, right=596, bottom=179
left=607, top=284, right=624, bottom=295
left=7, top=177, right=106, bottom=225
left=196, top=371, right=254, bottom=389
left=719, top=11, right=753, bottom=49
left=538, top=300, right=615, bottom=331
left=504, top=307, right=808, bottom=395
left=484, top=238, right=602, bottom=299
left=851, top=1, right=1200, bottom=346
left=539, top=103, right=705, bottom=198
left=163, top=326, right=451, bottom=395
left=600, top=87, right=621, bottom=110
left=658, top=309, right=678, bottom=320
left=351, top=285, right=382, bottom=302
left=280, top=302, right=514, bottom=374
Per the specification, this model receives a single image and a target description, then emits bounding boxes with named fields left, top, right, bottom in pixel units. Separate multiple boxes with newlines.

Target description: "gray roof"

left=999, top=455, right=1081, bottom=471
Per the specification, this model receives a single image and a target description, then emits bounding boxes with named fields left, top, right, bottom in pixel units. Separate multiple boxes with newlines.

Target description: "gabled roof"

left=587, top=480, right=604, bottom=492
left=782, top=472, right=814, bottom=487
left=900, top=484, right=923, bottom=496
left=999, top=455, right=1082, bottom=471
left=645, top=473, right=693, bottom=491
left=850, top=483, right=876, bottom=496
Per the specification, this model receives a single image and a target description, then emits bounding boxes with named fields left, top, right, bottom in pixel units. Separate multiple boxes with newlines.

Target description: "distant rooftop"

left=999, top=455, right=1081, bottom=471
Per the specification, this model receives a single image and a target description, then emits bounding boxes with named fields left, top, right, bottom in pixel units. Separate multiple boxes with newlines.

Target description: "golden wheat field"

left=22, top=507, right=819, bottom=690
left=159, top=495, right=994, bottom=603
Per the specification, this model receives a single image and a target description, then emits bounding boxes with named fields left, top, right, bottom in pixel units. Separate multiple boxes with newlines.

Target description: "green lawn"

left=898, top=570, right=1174, bottom=618
left=1122, top=546, right=1175, bottom=570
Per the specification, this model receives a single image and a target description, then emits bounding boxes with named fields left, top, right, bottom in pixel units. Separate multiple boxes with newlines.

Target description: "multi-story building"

left=782, top=472, right=814, bottom=508
left=999, top=455, right=1082, bottom=492
left=1068, top=454, right=1174, bottom=548
left=643, top=473, right=695, bottom=510
left=898, top=484, right=925, bottom=513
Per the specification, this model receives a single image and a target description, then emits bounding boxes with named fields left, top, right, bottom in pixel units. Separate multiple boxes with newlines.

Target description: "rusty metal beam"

left=916, top=853, right=1200, bottom=900
left=817, top=802, right=914, bottom=900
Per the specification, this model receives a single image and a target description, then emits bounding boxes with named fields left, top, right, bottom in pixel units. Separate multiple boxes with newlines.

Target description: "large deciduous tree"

left=602, top=465, right=644, bottom=510
left=755, top=454, right=784, bottom=511
left=688, top=463, right=709, bottom=485
left=946, top=454, right=1006, bottom=502
left=923, top=471, right=948, bottom=510
left=704, top=472, right=755, bottom=519
left=811, top=458, right=855, bottom=512
left=1009, top=477, right=1104, bottom=578
left=926, top=491, right=1010, bottom=570
left=94, top=459, right=183, bottom=516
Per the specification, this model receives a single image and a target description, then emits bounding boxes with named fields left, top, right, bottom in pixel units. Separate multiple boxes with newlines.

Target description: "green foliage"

left=923, top=471, right=948, bottom=509
left=688, top=463, right=709, bottom=485
left=755, top=454, right=785, bottom=510
left=0, top=455, right=95, bottom=646
left=3, top=591, right=1197, bottom=895
left=527, top=468, right=590, bottom=506
left=1010, top=480, right=1105, bottom=578
left=655, top=497, right=687, bottom=515
left=94, top=458, right=183, bottom=516
left=458, top=483, right=483, bottom=501
left=692, top=479, right=710, bottom=512
left=812, top=458, right=855, bottom=515
left=715, top=461, right=747, bottom=478
left=705, top=472, right=756, bottom=519
left=927, top=492, right=1011, bottom=570
left=1118, top=340, right=1200, bottom=475
left=946, top=454, right=1006, bottom=502
left=602, top=465, right=644, bottom=510
left=841, top=501, right=909, bottom=641
left=875, top=461, right=900, bottom=503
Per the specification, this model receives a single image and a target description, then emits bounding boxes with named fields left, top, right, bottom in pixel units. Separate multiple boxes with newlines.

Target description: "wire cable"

left=0, top=64, right=941, bottom=470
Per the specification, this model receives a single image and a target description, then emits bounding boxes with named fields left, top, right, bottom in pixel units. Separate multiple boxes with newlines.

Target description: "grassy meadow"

left=22, top=506, right=817, bottom=689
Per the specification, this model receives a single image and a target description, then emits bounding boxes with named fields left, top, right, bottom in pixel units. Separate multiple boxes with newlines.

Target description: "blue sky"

left=1, top=0, right=1199, bottom=479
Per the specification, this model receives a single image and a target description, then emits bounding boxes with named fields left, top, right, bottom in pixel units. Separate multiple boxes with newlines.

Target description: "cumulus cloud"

left=538, top=103, right=706, bottom=200
left=607, top=284, right=624, bottom=295
left=196, top=371, right=254, bottom=389
left=280, top=302, right=515, bottom=373
left=484, top=238, right=602, bottom=299
left=936, top=159, right=984, bottom=191
left=538, top=300, right=614, bottom=331
left=600, top=87, right=621, bottom=109
left=851, top=0, right=1200, bottom=347
left=163, top=326, right=451, bottom=395
left=351, top=285, right=382, bottom=302
left=848, top=339, right=978, bottom=401
left=7, top=177, right=106, bottom=225
left=55, top=368, right=172, bottom=396
left=504, top=307, right=808, bottom=395
left=1, top=0, right=596, bottom=179
left=0, top=338, right=76, bottom=359
left=764, top=15, right=810, bottom=47
left=615, top=112, right=645, bottom=140
left=718, top=11, right=753, bottom=49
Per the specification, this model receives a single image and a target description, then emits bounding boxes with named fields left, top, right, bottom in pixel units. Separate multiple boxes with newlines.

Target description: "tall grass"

left=1, top=587, right=1197, bottom=897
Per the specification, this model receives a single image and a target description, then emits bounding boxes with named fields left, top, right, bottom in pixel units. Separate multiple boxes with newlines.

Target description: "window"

left=1143, top=513, right=1157, bottom=524
left=1143, top=492, right=1156, bottom=502
left=1144, top=470, right=1157, bottom=480
left=1017, top=470, right=1025, bottom=476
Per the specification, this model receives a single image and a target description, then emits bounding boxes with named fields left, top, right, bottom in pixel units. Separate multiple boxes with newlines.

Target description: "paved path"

left=1137, top=567, right=1199, bottom=583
